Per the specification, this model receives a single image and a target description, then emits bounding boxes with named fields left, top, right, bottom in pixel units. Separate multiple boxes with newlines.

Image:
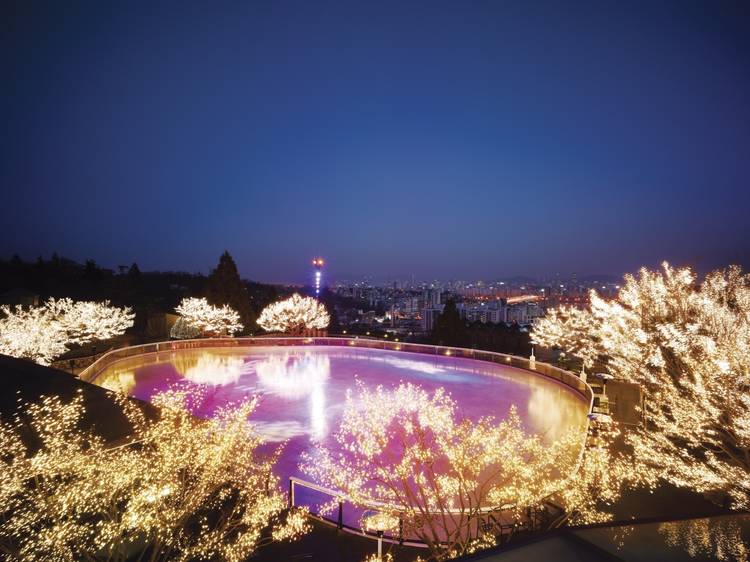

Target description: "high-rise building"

left=421, top=305, right=444, bottom=332
left=422, top=288, right=441, bottom=308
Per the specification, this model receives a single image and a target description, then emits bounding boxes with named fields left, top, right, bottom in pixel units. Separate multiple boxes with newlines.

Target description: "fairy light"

left=256, top=293, right=330, bottom=334
left=658, top=517, right=748, bottom=561
left=174, top=297, right=243, bottom=337
left=169, top=316, right=201, bottom=339
left=0, top=298, right=134, bottom=365
left=300, top=381, right=589, bottom=560
left=534, top=262, right=750, bottom=511
left=0, top=390, right=310, bottom=560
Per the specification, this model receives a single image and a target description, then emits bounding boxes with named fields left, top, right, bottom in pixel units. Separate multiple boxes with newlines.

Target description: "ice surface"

left=94, top=346, right=588, bottom=485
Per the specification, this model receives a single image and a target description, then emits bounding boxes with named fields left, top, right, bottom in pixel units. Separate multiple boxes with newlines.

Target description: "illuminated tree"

left=533, top=263, right=750, bottom=509
left=0, top=305, right=66, bottom=366
left=257, top=293, right=330, bottom=335
left=532, top=305, right=598, bottom=369
left=0, top=298, right=134, bottom=365
left=554, top=424, right=630, bottom=526
left=301, top=382, right=582, bottom=561
left=169, top=316, right=201, bottom=340
left=46, top=298, right=135, bottom=345
left=0, top=390, right=309, bottom=562
left=174, top=297, right=243, bottom=337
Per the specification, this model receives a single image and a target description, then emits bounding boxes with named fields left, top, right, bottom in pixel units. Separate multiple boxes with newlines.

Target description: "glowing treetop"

left=257, top=293, right=330, bottom=335
left=174, top=297, right=243, bottom=337
left=0, top=298, right=134, bottom=365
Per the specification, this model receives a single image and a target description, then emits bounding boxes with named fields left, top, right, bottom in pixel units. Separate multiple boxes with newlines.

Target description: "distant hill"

left=579, top=274, right=621, bottom=283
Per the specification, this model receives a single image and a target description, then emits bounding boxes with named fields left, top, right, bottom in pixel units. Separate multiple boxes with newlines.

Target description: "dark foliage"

left=430, top=300, right=531, bottom=355
left=205, top=251, right=256, bottom=334
left=0, top=254, right=281, bottom=339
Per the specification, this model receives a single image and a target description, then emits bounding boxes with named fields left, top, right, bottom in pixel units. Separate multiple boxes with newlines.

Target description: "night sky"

left=2, top=1, right=749, bottom=283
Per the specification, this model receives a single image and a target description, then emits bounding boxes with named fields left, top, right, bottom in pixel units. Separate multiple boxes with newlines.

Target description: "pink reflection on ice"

left=94, top=345, right=588, bottom=484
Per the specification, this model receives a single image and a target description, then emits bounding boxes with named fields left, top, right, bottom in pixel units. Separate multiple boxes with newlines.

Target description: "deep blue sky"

left=2, top=1, right=749, bottom=283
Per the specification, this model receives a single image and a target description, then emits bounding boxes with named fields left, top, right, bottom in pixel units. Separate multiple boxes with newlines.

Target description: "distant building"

left=507, top=302, right=543, bottom=325
left=360, top=310, right=377, bottom=325
left=487, top=298, right=508, bottom=323
left=421, top=305, right=444, bottom=332
left=457, top=299, right=507, bottom=324
left=423, top=288, right=441, bottom=308
left=486, top=307, right=506, bottom=324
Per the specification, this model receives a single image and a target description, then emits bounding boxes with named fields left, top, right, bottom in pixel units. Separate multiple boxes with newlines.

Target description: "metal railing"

left=287, top=475, right=547, bottom=548
left=80, top=336, right=593, bottom=407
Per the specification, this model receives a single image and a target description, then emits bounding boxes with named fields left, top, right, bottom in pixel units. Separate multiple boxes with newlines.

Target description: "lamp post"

left=593, top=372, right=614, bottom=417
left=594, top=372, right=614, bottom=395
left=363, top=511, right=399, bottom=561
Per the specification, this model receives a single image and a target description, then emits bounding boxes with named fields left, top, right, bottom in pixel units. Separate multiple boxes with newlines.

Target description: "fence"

left=81, top=336, right=593, bottom=406
left=287, top=475, right=553, bottom=548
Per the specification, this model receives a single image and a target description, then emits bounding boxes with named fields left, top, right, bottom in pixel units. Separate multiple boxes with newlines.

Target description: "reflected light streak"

left=99, top=370, right=136, bottom=395
left=310, top=384, right=327, bottom=440
left=256, top=353, right=330, bottom=400
left=527, top=385, right=586, bottom=441
left=381, top=356, right=446, bottom=375
left=182, top=354, right=251, bottom=386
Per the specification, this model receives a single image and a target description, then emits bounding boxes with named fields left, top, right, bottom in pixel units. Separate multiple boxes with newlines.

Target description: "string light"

left=534, top=262, right=750, bottom=511
left=0, top=298, right=134, bottom=365
left=658, top=517, right=748, bottom=561
left=0, top=390, right=310, bottom=560
left=300, top=381, right=588, bottom=560
left=257, top=294, right=330, bottom=334
left=174, top=297, right=243, bottom=337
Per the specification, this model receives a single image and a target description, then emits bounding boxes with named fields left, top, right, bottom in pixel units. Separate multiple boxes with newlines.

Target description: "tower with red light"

left=312, top=258, right=325, bottom=297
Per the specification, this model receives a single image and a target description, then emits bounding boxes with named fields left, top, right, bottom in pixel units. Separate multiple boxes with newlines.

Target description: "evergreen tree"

left=128, top=262, right=141, bottom=277
left=205, top=251, right=254, bottom=334
left=431, top=300, right=467, bottom=346
left=83, top=259, right=102, bottom=282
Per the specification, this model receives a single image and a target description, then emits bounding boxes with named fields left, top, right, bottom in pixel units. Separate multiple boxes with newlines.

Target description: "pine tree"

left=431, top=300, right=467, bottom=346
left=205, top=251, right=254, bottom=334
